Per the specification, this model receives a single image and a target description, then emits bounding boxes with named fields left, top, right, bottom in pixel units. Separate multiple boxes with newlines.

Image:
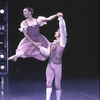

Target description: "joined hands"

left=57, top=12, right=63, bottom=17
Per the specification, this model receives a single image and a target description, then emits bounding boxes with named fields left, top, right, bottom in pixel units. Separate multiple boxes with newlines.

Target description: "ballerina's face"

left=23, top=8, right=32, bottom=18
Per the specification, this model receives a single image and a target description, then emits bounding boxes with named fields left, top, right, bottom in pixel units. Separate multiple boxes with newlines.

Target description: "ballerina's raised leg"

left=8, top=51, right=24, bottom=62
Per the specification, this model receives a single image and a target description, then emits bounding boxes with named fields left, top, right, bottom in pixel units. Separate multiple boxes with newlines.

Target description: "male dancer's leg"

left=54, top=63, right=62, bottom=100
left=46, top=63, right=54, bottom=100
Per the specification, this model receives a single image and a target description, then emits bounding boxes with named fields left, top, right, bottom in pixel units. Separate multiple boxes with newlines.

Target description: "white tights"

left=46, top=61, right=62, bottom=89
left=46, top=61, right=62, bottom=100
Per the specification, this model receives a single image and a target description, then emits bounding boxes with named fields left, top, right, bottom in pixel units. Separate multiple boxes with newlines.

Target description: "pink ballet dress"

left=16, top=16, right=49, bottom=61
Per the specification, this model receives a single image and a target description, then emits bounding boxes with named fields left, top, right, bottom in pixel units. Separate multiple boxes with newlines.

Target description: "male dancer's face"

left=54, top=29, right=60, bottom=38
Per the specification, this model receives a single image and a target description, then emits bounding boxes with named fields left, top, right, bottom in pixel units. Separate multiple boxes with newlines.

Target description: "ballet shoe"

left=8, top=55, right=17, bottom=62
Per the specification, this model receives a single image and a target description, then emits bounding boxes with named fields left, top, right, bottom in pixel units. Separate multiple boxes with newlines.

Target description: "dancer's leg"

left=46, top=64, right=54, bottom=100
left=56, top=89, right=61, bottom=100
left=54, top=64, right=62, bottom=100
left=46, top=87, right=52, bottom=100
left=8, top=51, right=24, bottom=61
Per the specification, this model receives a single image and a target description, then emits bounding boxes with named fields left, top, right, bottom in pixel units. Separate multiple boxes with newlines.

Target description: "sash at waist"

left=49, top=57, right=62, bottom=64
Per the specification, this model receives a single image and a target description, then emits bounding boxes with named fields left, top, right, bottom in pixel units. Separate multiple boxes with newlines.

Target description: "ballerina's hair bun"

left=30, top=8, right=33, bottom=14
left=25, top=7, right=33, bottom=14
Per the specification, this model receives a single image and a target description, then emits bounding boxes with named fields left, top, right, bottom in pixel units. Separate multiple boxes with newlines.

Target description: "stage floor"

left=0, top=72, right=99, bottom=100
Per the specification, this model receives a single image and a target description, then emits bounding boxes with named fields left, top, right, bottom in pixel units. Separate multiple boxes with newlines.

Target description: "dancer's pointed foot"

left=8, top=55, right=17, bottom=62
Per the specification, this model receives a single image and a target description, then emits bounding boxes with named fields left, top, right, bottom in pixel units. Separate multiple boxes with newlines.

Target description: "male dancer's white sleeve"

left=58, top=17, right=67, bottom=47
left=38, top=43, right=50, bottom=57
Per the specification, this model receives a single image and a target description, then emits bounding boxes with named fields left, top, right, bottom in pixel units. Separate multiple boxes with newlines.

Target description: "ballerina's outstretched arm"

left=39, top=12, right=62, bottom=22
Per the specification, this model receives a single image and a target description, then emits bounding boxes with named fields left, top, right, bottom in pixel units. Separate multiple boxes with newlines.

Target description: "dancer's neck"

left=27, top=16, right=33, bottom=21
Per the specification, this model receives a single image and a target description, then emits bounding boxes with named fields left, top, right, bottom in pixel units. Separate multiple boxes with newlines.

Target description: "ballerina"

left=8, top=7, right=59, bottom=61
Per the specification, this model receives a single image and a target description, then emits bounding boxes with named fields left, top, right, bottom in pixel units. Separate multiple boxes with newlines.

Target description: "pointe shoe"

left=8, top=55, right=17, bottom=62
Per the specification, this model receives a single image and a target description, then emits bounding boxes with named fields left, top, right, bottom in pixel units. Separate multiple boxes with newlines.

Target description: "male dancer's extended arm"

left=58, top=16, right=67, bottom=47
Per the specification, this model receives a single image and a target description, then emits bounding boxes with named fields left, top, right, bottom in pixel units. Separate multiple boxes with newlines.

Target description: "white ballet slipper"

left=8, top=55, right=17, bottom=62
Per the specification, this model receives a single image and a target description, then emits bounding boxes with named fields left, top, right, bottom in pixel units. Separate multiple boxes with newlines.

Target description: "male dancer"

left=36, top=13, right=67, bottom=100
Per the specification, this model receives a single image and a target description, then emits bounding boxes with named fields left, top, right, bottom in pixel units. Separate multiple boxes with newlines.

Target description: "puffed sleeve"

left=37, top=16, right=47, bottom=26
left=18, top=21, right=28, bottom=32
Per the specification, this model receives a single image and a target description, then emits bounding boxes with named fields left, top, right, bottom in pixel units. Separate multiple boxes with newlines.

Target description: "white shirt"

left=39, top=17, right=67, bottom=57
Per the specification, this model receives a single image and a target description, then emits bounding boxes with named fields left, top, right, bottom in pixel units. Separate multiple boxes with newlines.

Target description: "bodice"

left=27, top=25, right=40, bottom=37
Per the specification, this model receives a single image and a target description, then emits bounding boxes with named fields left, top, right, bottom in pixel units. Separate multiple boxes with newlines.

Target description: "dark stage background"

left=8, top=0, right=99, bottom=77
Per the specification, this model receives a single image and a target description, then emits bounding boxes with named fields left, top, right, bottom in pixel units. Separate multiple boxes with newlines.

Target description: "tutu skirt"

left=16, top=34, right=49, bottom=61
